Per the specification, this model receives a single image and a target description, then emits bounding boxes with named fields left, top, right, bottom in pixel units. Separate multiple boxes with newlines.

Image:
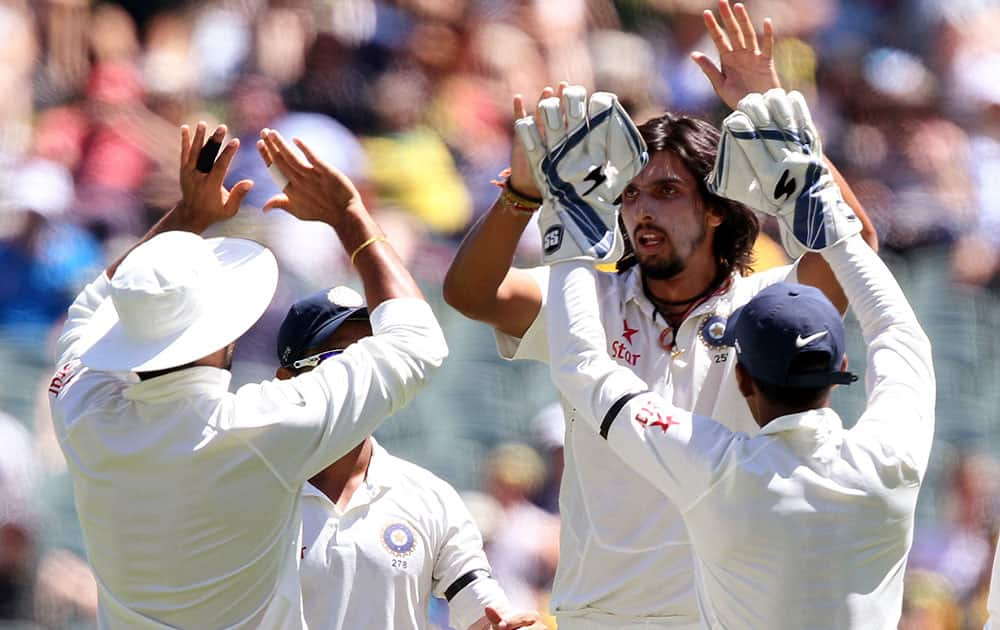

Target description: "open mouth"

left=634, top=228, right=666, bottom=252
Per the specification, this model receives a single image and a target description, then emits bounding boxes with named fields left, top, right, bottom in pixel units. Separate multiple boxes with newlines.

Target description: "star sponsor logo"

left=634, top=404, right=678, bottom=433
left=48, top=362, right=79, bottom=397
left=621, top=319, right=638, bottom=346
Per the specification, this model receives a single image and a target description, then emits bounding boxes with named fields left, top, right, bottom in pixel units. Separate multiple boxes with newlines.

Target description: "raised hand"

left=178, top=122, right=254, bottom=230
left=691, top=0, right=781, bottom=111
left=515, top=84, right=647, bottom=265
left=508, top=86, right=556, bottom=201
left=708, top=89, right=860, bottom=257
left=256, top=128, right=365, bottom=225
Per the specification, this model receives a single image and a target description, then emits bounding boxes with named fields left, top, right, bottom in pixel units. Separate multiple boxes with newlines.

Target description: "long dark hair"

left=617, top=113, right=759, bottom=276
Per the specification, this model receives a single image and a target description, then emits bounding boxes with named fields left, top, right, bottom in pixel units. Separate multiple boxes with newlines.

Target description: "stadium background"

left=0, top=0, right=998, bottom=627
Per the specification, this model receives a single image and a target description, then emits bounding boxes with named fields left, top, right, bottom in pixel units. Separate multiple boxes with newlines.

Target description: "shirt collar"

left=757, top=407, right=843, bottom=438
left=624, top=266, right=739, bottom=322
left=364, top=438, right=394, bottom=492
left=124, top=366, right=232, bottom=403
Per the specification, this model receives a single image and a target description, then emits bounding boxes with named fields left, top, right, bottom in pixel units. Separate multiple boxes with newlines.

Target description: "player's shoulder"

left=729, top=263, right=796, bottom=304
left=379, top=449, right=462, bottom=502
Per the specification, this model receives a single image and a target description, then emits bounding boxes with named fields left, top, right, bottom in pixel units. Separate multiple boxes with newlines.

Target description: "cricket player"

left=47, top=123, right=447, bottom=628
left=444, top=3, right=877, bottom=627
left=537, top=87, right=935, bottom=628
left=273, top=287, right=545, bottom=630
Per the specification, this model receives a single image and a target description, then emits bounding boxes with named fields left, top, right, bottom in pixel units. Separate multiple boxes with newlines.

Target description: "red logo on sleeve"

left=48, top=362, right=78, bottom=397
left=635, top=404, right=678, bottom=433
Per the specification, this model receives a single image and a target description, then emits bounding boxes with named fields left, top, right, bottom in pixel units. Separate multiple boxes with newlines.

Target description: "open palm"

left=691, top=0, right=782, bottom=111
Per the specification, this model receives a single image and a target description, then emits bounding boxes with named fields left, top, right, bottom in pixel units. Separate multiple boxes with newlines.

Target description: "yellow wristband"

left=350, top=235, right=388, bottom=266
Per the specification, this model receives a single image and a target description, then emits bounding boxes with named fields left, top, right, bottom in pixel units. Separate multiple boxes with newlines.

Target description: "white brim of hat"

left=80, top=237, right=279, bottom=372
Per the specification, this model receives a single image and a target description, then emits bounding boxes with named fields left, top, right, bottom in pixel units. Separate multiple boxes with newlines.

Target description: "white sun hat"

left=79, top=230, right=279, bottom=372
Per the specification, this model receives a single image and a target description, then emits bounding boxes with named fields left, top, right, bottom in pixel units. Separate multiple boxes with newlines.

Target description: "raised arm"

left=243, top=130, right=448, bottom=485
left=824, top=235, right=934, bottom=474
left=692, top=0, right=877, bottom=312
left=443, top=92, right=551, bottom=339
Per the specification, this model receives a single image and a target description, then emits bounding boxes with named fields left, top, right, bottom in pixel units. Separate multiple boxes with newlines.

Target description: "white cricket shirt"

left=985, top=538, right=1000, bottom=628
left=48, top=273, right=447, bottom=629
left=548, top=235, right=935, bottom=629
left=299, top=439, right=509, bottom=630
left=495, top=262, right=795, bottom=627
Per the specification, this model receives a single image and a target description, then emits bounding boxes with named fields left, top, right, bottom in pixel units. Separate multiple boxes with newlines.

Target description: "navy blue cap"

left=276, top=287, right=369, bottom=368
left=723, top=282, right=857, bottom=388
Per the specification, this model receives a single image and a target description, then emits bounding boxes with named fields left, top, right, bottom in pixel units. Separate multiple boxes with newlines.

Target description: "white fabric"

left=494, top=263, right=794, bottom=626
left=48, top=272, right=447, bottom=630
left=79, top=232, right=279, bottom=372
left=298, top=440, right=509, bottom=630
left=986, top=537, right=1000, bottom=629
left=546, top=234, right=935, bottom=629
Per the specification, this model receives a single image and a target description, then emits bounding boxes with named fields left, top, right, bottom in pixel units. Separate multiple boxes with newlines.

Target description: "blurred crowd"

left=1, top=0, right=999, bottom=627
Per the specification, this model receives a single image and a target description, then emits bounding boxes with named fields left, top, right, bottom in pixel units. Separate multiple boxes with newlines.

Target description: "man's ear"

left=734, top=362, right=755, bottom=399
left=706, top=205, right=725, bottom=229
left=276, top=366, right=295, bottom=381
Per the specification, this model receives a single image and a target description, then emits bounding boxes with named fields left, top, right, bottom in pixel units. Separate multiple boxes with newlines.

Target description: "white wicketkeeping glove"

left=707, top=88, right=860, bottom=258
left=515, top=86, right=648, bottom=265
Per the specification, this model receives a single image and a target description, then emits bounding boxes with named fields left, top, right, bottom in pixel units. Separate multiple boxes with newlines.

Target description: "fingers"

left=256, top=138, right=272, bottom=166
left=224, top=179, right=254, bottom=214
left=211, top=138, right=241, bottom=183
left=180, top=125, right=192, bottom=166
left=293, top=137, right=327, bottom=170
left=186, top=122, right=208, bottom=170
left=733, top=2, right=759, bottom=54
left=763, top=89, right=795, bottom=131
left=703, top=9, right=731, bottom=53
left=262, top=193, right=291, bottom=213
left=562, top=84, right=588, bottom=132
left=690, top=52, right=724, bottom=93
left=761, top=18, right=775, bottom=59
left=718, top=0, right=745, bottom=50
left=538, top=96, right=566, bottom=149
left=196, top=125, right=227, bottom=173
left=260, top=128, right=309, bottom=177
left=513, top=94, right=527, bottom=120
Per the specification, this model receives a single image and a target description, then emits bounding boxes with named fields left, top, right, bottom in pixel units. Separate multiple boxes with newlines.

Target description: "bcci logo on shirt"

left=382, top=522, right=417, bottom=557
left=698, top=314, right=729, bottom=349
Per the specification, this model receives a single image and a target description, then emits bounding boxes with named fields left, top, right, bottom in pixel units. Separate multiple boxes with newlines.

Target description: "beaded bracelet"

left=492, top=171, right=543, bottom=215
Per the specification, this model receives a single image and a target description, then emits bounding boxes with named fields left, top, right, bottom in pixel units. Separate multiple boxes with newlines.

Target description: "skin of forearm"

left=825, top=158, right=878, bottom=252
left=443, top=195, right=533, bottom=316
left=327, top=204, right=423, bottom=307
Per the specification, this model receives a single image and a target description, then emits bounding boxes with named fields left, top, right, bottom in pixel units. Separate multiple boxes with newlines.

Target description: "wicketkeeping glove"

left=707, top=88, right=860, bottom=258
left=515, top=86, right=648, bottom=265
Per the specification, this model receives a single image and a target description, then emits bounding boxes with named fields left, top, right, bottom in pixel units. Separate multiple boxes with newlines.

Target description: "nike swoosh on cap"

left=795, top=330, right=829, bottom=348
